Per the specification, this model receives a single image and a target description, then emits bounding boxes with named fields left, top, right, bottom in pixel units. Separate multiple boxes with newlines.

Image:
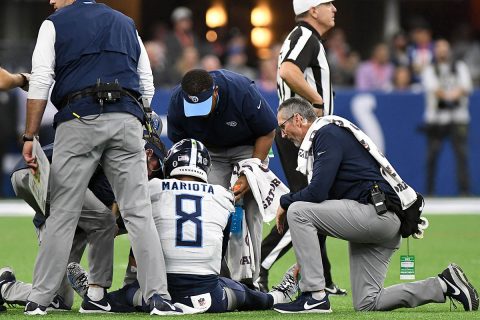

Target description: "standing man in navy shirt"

left=167, top=69, right=277, bottom=286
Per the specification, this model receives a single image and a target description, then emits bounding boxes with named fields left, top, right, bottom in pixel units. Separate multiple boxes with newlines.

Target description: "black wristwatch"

left=312, top=103, right=324, bottom=110
left=22, top=134, right=35, bottom=142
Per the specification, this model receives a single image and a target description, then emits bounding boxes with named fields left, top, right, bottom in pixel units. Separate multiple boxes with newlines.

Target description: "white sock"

left=311, top=291, right=326, bottom=300
left=87, top=286, right=104, bottom=301
left=438, top=277, right=447, bottom=293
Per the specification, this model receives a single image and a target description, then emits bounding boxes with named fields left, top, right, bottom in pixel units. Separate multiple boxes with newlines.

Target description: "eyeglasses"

left=279, top=113, right=296, bottom=133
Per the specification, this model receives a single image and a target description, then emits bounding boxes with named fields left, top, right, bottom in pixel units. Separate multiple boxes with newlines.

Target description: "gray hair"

left=278, top=97, right=317, bottom=123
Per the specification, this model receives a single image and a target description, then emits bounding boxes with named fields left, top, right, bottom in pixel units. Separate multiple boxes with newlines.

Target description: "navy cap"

left=183, top=85, right=215, bottom=117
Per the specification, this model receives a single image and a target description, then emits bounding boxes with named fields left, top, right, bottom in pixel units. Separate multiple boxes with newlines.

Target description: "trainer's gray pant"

left=288, top=200, right=445, bottom=311
left=27, top=113, right=169, bottom=307
left=6, top=169, right=116, bottom=307
left=207, top=145, right=264, bottom=283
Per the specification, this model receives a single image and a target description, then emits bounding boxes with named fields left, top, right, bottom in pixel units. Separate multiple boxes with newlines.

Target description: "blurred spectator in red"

left=451, top=24, right=480, bottom=87
left=355, top=43, right=394, bottom=91
left=390, top=31, right=409, bottom=67
left=225, top=33, right=257, bottom=79
left=200, top=54, right=222, bottom=72
left=407, top=19, right=434, bottom=83
left=325, top=28, right=359, bottom=87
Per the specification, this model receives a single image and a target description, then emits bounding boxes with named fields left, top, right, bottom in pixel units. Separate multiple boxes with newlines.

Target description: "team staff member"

left=0, top=67, right=29, bottom=91
left=1, top=144, right=117, bottom=313
left=167, top=69, right=277, bottom=285
left=22, top=0, right=180, bottom=315
left=260, top=0, right=344, bottom=294
left=272, top=97, right=479, bottom=313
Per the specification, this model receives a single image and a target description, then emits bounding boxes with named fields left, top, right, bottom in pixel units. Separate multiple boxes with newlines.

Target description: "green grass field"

left=1, top=214, right=479, bottom=319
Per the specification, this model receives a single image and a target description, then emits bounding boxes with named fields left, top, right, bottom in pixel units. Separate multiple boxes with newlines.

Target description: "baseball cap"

left=171, top=7, right=192, bottom=22
left=183, top=85, right=215, bottom=117
left=293, top=0, right=334, bottom=15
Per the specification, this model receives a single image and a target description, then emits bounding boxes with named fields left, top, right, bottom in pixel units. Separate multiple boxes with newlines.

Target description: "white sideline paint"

left=0, top=198, right=479, bottom=217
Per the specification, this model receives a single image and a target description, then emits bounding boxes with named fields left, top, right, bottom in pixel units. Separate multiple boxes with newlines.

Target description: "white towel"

left=297, top=115, right=417, bottom=209
left=230, top=158, right=290, bottom=222
left=226, top=213, right=255, bottom=281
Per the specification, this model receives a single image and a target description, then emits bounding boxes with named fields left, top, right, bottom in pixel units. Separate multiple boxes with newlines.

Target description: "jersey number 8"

left=175, top=194, right=203, bottom=247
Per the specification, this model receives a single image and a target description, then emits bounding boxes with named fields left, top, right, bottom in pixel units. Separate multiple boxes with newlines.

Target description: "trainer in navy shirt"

left=276, top=98, right=400, bottom=211
left=279, top=124, right=401, bottom=210
left=167, top=69, right=277, bottom=148
left=167, top=69, right=276, bottom=283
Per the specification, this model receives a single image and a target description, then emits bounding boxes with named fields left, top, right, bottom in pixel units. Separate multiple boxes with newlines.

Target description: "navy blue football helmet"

left=163, top=139, right=211, bottom=182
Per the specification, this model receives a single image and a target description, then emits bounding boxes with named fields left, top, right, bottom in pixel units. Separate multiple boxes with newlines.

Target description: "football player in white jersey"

left=69, top=139, right=298, bottom=313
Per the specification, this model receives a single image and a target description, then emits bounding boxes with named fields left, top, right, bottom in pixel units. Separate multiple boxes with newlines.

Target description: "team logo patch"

left=226, top=121, right=237, bottom=127
left=198, top=298, right=206, bottom=307
left=188, top=95, right=199, bottom=103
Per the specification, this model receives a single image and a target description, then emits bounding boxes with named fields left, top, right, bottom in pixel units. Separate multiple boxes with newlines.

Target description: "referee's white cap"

left=293, top=0, right=334, bottom=15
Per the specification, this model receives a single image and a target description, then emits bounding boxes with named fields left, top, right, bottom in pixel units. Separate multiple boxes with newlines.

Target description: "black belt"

left=59, top=86, right=139, bottom=110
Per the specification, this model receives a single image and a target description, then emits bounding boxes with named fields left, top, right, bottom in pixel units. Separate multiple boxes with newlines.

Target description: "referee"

left=259, top=0, right=345, bottom=295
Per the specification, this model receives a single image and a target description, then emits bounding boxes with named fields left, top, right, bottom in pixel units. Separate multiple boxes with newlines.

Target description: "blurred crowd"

left=144, top=9, right=480, bottom=92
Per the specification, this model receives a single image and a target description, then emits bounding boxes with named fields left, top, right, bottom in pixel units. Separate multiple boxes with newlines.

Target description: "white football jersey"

left=149, top=178, right=234, bottom=275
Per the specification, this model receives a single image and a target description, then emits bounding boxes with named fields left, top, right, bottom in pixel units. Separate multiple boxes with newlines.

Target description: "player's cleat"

left=47, top=294, right=70, bottom=311
left=149, top=293, right=183, bottom=316
left=80, top=289, right=135, bottom=313
left=273, top=291, right=332, bottom=313
left=24, top=300, right=47, bottom=316
left=269, top=269, right=299, bottom=304
left=325, top=283, right=348, bottom=296
left=0, top=267, right=16, bottom=310
left=67, top=262, right=89, bottom=298
left=438, top=263, right=479, bottom=311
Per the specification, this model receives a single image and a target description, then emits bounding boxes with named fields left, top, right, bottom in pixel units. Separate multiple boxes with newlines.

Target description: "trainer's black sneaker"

left=80, top=289, right=135, bottom=313
left=274, top=291, right=332, bottom=313
left=67, top=262, right=89, bottom=298
left=438, top=263, right=479, bottom=311
left=24, top=300, right=47, bottom=316
left=149, top=293, right=183, bottom=316
left=325, top=283, right=348, bottom=296
left=0, top=267, right=16, bottom=310
left=47, top=294, right=70, bottom=311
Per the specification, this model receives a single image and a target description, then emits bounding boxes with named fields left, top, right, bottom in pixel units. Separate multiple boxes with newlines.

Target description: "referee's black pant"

left=260, top=130, right=333, bottom=286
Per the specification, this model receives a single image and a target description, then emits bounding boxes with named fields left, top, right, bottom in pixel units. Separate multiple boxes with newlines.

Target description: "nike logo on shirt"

left=317, top=151, right=326, bottom=156
left=257, top=101, right=262, bottom=109
left=88, top=300, right=112, bottom=312
left=304, top=300, right=326, bottom=310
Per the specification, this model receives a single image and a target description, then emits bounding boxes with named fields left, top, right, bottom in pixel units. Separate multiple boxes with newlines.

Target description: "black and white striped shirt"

left=277, top=21, right=334, bottom=115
